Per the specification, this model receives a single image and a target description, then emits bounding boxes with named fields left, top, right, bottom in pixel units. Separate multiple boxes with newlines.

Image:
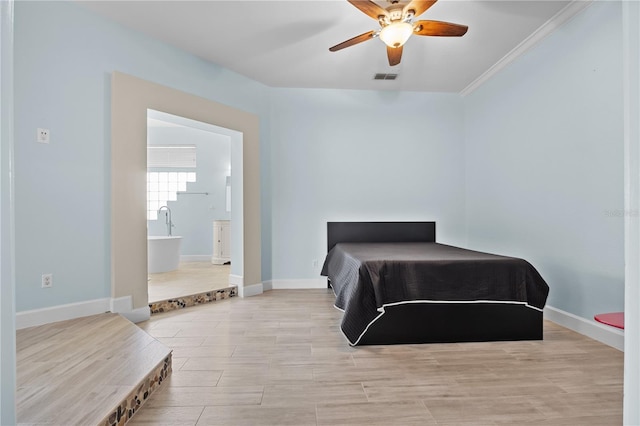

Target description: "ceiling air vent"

left=374, top=73, right=398, bottom=80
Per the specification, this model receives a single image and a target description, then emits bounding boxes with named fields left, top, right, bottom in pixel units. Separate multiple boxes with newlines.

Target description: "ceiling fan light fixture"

left=379, top=22, right=413, bottom=48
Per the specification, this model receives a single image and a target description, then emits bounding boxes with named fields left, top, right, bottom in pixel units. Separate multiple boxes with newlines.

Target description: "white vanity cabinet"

left=211, top=220, right=231, bottom=264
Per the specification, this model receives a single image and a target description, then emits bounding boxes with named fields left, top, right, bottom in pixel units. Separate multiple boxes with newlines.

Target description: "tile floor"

left=131, top=289, right=623, bottom=425
left=148, top=262, right=231, bottom=303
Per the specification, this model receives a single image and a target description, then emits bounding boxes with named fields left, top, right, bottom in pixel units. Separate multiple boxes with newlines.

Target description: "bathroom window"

left=147, top=172, right=196, bottom=220
left=147, top=144, right=197, bottom=220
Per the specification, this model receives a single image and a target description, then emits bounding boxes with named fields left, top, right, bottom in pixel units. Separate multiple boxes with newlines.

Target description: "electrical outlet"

left=42, top=273, right=53, bottom=288
left=37, top=128, right=50, bottom=144
left=312, top=259, right=319, bottom=269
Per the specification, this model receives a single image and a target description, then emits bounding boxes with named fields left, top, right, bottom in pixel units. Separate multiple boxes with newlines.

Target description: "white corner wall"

left=0, top=0, right=16, bottom=423
left=623, top=0, right=640, bottom=423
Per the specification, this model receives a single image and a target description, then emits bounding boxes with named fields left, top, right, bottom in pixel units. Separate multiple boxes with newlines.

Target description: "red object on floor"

left=594, top=312, right=624, bottom=329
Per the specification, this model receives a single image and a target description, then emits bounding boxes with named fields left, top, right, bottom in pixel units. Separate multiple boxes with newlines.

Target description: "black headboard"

left=327, top=222, right=436, bottom=252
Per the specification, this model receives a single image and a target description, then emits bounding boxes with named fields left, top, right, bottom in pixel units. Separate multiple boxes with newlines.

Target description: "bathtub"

left=148, top=236, right=182, bottom=273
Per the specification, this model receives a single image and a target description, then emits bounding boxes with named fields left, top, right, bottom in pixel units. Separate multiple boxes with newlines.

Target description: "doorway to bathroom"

left=111, top=71, right=260, bottom=319
left=146, top=109, right=236, bottom=304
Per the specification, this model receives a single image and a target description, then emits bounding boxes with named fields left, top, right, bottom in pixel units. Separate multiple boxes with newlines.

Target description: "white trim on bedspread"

left=338, top=299, right=542, bottom=347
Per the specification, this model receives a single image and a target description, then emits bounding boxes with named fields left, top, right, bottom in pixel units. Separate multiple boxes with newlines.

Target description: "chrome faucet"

left=157, top=206, right=174, bottom=236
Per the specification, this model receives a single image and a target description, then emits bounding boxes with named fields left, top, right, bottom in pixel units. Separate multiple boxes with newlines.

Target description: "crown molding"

left=460, top=0, right=594, bottom=97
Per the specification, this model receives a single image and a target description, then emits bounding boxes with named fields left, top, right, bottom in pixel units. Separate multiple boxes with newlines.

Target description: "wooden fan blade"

left=329, top=30, right=376, bottom=52
left=387, top=45, right=402, bottom=66
left=403, top=0, right=438, bottom=18
left=347, top=0, right=388, bottom=20
left=414, top=20, right=468, bottom=37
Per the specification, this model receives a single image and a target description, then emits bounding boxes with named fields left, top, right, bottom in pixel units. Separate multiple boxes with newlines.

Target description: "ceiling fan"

left=329, top=0, right=468, bottom=66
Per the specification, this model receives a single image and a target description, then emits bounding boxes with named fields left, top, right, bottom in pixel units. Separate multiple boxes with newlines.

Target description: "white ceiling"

left=78, top=0, right=583, bottom=93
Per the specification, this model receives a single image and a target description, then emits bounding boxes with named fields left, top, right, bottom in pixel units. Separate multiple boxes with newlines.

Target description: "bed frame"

left=326, top=221, right=543, bottom=345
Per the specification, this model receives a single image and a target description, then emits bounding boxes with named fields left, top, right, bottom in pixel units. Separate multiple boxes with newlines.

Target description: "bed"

left=320, top=222, right=549, bottom=346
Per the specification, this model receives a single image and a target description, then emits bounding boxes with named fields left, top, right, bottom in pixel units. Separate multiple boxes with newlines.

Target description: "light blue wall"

left=13, top=1, right=270, bottom=311
left=147, top=126, right=231, bottom=256
left=270, top=89, right=466, bottom=279
left=464, top=1, right=624, bottom=318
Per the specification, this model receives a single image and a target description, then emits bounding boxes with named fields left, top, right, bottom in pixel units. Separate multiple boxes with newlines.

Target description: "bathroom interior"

left=146, top=109, right=233, bottom=303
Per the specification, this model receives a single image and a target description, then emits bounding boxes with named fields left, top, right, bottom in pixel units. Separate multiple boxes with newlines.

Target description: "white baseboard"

left=110, top=296, right=132, bottom=313
left=110, top=296, right=150, bottom=323
left=180, top=255, right=211, bottom=262
left=544, top=305, right=624, bottom=351
left=229, top=274, right=264, bottom=298
left=263, top=279, right=328, bottom=290
left=17, top=298, right=111, bottom=329
left=229, top=276, right=327, bottom=297
left=120, top=306, right=151, bottom=323
left=241, top=282, right=263, bottom=298
left=17, top=296, right=151, bottom=329
left=229, top=274, right=243, bottom=287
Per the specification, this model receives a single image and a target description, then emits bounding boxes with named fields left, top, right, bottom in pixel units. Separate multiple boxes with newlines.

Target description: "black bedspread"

left=320, top=242, right=549, bottom=345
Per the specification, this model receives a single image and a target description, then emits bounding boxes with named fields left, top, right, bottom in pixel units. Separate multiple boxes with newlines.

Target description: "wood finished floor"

left=148, top=262, right=231, bottom=303
left=16, top=313, right=171, bottom=425
left=131, top=289, right=623, bottom=425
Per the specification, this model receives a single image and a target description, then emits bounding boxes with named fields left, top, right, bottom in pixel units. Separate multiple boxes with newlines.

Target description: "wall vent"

left=374, top=73, right=398, bottom=80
